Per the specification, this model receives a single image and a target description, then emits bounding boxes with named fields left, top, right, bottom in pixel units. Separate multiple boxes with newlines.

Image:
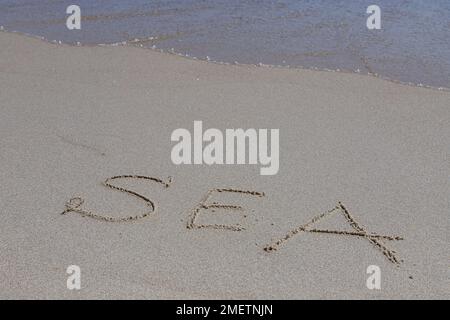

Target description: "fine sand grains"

left=61, top=175, right=172, bottom=222
left=263, top=202, right=403, bottom=265
left=61, top=179, right=402, bottom=264
left=187, top=188, right=265, bottom=231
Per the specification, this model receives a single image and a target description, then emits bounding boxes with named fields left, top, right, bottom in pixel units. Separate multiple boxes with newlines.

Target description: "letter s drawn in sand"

left=61, top=175, right=172, bottom=222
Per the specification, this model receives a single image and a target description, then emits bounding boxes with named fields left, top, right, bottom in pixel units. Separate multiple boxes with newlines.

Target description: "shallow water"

left=1, top=0, right=449, bottom=88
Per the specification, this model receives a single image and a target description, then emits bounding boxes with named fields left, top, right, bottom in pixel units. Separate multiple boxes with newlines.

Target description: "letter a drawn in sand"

left=187, top=188, right=265, bottom=231
left=61, top=175, right=172, bottom=222
left=264, top=202, right=404, bottom=264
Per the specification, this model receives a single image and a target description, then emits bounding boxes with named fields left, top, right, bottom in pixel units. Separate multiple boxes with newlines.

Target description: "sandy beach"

left=0, top=31, right=448, bottom=299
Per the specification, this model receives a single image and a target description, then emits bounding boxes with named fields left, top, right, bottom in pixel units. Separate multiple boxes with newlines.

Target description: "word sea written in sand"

left=62, top=175, right=404, bottom=265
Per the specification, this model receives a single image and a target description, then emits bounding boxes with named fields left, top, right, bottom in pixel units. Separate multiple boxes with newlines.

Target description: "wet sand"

left=0, top=31, right=448, bottom=299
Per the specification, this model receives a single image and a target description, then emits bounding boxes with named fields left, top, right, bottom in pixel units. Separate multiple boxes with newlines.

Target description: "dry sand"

left=0, top=31, right=448, bottom=299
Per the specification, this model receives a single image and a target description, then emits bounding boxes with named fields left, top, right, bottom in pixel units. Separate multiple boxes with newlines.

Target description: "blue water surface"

left=1, top=0, right=449, bottom=88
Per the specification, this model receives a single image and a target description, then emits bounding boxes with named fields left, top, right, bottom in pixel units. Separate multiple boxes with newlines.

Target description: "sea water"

left=0, top=0, right=449, bottom=89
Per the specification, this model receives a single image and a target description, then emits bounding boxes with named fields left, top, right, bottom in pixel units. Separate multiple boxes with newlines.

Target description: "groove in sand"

left=187, top=188, right=265, bottom=231
left=61, top=175, right=172, bottom=222
left=263, top=202, right=403, bottom=265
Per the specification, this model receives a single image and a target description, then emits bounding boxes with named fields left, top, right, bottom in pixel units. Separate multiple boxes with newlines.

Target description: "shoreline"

left=1, top=28, right=448, bottom=93
left=0, top=30, right=448, bottom=299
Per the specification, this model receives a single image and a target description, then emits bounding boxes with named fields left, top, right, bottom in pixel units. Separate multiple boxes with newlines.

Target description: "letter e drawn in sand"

left=187, top=188, right=265, bottom=231
left=264, top=202, right=404, bottom=265
left=61, top=175, right=172, bottom=222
